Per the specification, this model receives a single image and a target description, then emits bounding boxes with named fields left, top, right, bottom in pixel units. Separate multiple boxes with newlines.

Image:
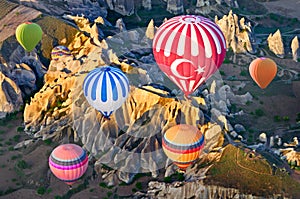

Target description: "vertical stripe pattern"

left=83, top=66, right=130, bottom=118
left=49, top=144, right=89, bottom=185
left=153, top=15, right=226, bottom=96
left=162, top=124, right=205, bottom=170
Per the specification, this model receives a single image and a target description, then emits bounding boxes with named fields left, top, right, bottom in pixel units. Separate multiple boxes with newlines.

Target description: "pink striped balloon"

left=153, top=15, right=226, bottom=96
left=49, top=144, right=88, bottom=185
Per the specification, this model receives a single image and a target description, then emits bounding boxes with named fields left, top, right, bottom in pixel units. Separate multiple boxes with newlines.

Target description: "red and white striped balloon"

left=153, top=15, right=226, bottom=96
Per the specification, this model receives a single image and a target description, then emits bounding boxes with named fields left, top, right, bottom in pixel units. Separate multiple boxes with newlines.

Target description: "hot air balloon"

left=153, top=15, right=226, bottom=97
left=49, top=144, right=88, bottom=186
left=249, top=57, right=277, bottom=89
left=83, top=66, right=130, bottom=119
left=15, top=22, right=43, bottom=52
left=162, top=124, right=205, bottom=170
left=51, top=45, right=72, bottom=60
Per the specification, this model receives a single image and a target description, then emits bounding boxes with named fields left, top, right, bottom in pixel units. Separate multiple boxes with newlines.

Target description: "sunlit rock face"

left=140, top=181, right=265, bottom=199
left=291, top=36, right=299, bottom=62
left=0, top=71, right=23, bottom=119
left=267, top=29, right=285, bottom=58
left=215, top=10, right=255, bottom=54
left=21, top=15, right=252, bottom=183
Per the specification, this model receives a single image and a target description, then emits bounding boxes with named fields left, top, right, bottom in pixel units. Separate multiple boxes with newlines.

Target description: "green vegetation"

left=296, top=113, right=300, bottom=122
left=107, top=191, right=113, bottom=197
left=282, top=116, right=290, bottom=122
left=16, top=126, right=24, bottom=132
left=99, top=182, right=113, bottom=189
left=16, top=160, right=29, bottom=169
left=255, top=109, right=264, bottom=117
left=36, top=187, right=46, bottom=195
left=163, top=171, right=185, bottom=183
left=219, top=70, right=226, bottom=76
left=274, top=115, right=281, bottom=122
left=240, top=70, right=248, bottom=77
left=43, top=139, right=52, bottom=145
left=205, top=145, right=300, bottom=198
left=135, top=182, right=143, bottom=190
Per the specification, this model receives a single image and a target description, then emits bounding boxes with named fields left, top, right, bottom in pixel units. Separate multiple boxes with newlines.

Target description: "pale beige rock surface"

left=291, top=36, right=299, bottom=62
left=215, top=10, right=255, bottom=54
left=267, top=29, right=285, bottom=58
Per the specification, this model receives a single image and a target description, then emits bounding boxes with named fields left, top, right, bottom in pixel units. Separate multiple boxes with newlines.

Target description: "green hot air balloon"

left=15, top=22, right=43, bottom=52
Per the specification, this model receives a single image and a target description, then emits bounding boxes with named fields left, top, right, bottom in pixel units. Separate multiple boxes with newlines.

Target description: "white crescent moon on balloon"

left=170, top=59, right=194, bottom=80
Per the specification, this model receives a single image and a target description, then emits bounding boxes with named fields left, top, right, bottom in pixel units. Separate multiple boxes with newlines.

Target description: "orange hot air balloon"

left=162, top=124, right=205, bottom=170
left=49, top=144, right=88, bottom=186
left=249, top=57, right=277, bottom=89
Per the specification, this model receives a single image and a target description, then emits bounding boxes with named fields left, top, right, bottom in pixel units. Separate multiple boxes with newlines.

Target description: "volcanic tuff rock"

left=215, top=10, right=255, bottom=54
left=267, top=29, right=285, bottom=58
left=281, top=148, right=300, bottom=167
left=291, top=36, right=299, bottom=62
left=166, top=0, right=184, bottom=15
left=140, top=181, right=265, bottom=199
left=0, top=71, right=23, bottom=119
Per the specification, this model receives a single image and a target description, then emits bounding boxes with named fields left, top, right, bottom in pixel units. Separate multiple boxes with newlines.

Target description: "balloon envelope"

left=249, top=57, right=277, bottom=89
left=153, top=15, right=226, bottom=96
left=15, top=22, right=43, bottom=52
left=51, top=45, right=71, bottom=60
left=162, top=124, right=205, bottom=170
left=83, top=66, right=130, bottom=118
left=49, top=144, right=88, bottom=185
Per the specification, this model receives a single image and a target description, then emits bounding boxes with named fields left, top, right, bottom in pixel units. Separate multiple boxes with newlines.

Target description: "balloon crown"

left=100, top=66, right=112, bottom=72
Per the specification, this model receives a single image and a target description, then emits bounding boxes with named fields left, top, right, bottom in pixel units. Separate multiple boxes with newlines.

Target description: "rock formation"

left=281, top=148, right=300, bottom=167
left=196, top=0, right=209, bottom=7
left=142, top=0, right=152, bottom=10
left=166, top=0, right=184, bottom=15
left=20, top=0, right=107, bottom=19
left=0, top=71, right=23, bottom=119
left=291, top=36, right=299, bottom=62
left=267, top=29, right=285, bottom=58
left=140, top=181, right=268, bottom=199
left=145, top=19, right=155, bottom=40
left=106, top=0, right=135, bottom=16
left=215, top=10, right=255, bottom=54
left=194, top=0, right=211, bottom=14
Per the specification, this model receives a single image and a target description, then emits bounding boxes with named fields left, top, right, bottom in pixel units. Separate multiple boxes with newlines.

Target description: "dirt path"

left=261, top=0, right=300, bottom=20
left=0, top=5, right=41, bottom=43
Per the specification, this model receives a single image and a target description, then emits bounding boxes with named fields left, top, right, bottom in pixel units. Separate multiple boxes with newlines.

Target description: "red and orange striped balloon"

left=153, top=15, right=226, bottom=96
left=162, top=124, right=205, bottom=170
left=49, top=144, right=88, bottom=185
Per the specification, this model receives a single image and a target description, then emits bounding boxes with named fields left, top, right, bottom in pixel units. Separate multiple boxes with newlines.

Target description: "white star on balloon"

left=195, top=66, right=205, bottom=74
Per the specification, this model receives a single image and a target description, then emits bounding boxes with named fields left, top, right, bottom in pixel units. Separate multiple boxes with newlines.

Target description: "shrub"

left=240, top=70, right=247, bottom=76
left=274, top=115, right=281, bottom=122
left=16, top=126, right=24, bottom=132
left=13, top=135, right=20, bottom=142
left=16, top=160, right=29, bottom=169
left=163, top=176, right=172, bottom=183
left=135, top=182, right=143, bottom=190
left=283, top=116, right=289, bottom=121
left=255, top=109, right=264, bottom=117
left=37, top=187, right=46, bottom=195
left=219, top=70, right=226, bottom=76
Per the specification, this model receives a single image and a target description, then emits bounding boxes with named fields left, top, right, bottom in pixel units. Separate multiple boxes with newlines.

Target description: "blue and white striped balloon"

left=83, top=66, right=130, bottom=118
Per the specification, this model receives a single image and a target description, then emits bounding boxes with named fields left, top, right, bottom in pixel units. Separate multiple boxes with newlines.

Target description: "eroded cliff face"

left=215, top=10, right=255, bottom=54
left=267, top=29, right=285, bottom=58
left=138, top=181, right=270, bottom=199
left=291, top=36, right=299, bottom=62
left=0, top=70, right=23, bottom=118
